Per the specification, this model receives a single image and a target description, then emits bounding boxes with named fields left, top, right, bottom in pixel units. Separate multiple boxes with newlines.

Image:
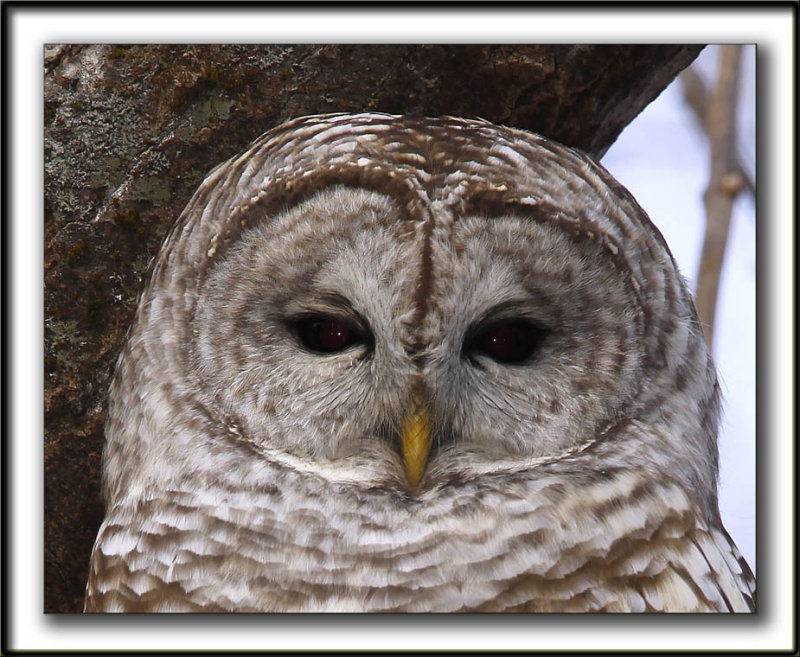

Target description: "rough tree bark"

left=44, top=44, right=703, bottom=612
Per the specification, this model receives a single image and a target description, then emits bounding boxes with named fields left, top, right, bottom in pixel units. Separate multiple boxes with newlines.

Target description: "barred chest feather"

left=86, top=463, right=754, bottom=613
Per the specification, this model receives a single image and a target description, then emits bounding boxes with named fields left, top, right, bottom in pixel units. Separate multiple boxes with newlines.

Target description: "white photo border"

left=6, top=3, right=795, bottom=653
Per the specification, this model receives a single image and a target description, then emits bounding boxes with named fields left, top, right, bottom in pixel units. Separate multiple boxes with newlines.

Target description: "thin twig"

left=693, top=45, right=744, bottom=348
left=681, top=64, right=755, bottom=197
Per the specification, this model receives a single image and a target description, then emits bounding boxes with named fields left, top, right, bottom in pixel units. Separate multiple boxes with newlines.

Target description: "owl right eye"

left=293, top=316, right=369, bottom=354
left=464, top=319, right=549, bottom=365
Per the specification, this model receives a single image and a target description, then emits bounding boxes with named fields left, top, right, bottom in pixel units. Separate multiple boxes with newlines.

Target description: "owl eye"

left=467, top=320, right=548, bottom=364
left=294, top=316, right=367, bottom=354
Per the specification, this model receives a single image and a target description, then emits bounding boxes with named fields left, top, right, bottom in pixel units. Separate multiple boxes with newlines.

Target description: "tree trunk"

left=44, top=43, right=703, bottom=612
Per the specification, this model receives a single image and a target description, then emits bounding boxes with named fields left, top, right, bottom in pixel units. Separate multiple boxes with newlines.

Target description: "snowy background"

left=602, top=45, right=756, bottom=570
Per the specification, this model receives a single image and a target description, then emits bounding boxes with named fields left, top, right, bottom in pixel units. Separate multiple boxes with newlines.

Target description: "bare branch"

left=694, top=45, right=744, bottom=348
left=681, top=62, right=754, bottom=197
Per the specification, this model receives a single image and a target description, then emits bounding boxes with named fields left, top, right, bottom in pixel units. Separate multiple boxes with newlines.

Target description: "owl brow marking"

left=294, top=291, right=362, bottom=316
left=465, top=193, right=648, bottom=324
left=288, top=293, right=372, bottom=334
left=470, top=299, right=549, bottom=328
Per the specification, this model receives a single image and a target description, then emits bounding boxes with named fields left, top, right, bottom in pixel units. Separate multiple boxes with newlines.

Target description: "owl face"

left=104, top=113, right=717, bottom=503
left=194, top=182, right=647, bottom=490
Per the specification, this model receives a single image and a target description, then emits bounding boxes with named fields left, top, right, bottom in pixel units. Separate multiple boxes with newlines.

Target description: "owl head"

left=103, top=113, right=720, bottom=521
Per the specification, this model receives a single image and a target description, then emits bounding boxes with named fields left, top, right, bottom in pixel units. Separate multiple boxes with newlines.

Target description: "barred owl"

left=85, top=113, right=755, bottom=612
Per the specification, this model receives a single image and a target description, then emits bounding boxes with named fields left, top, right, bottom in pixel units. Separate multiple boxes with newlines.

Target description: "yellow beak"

left=400, top=390, right=433, bottom=488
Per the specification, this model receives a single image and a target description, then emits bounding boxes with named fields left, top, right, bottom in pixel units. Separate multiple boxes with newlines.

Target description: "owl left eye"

left=294, top=316, right=367, bottom=354
left=466, top=320, right=548, bottom=365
